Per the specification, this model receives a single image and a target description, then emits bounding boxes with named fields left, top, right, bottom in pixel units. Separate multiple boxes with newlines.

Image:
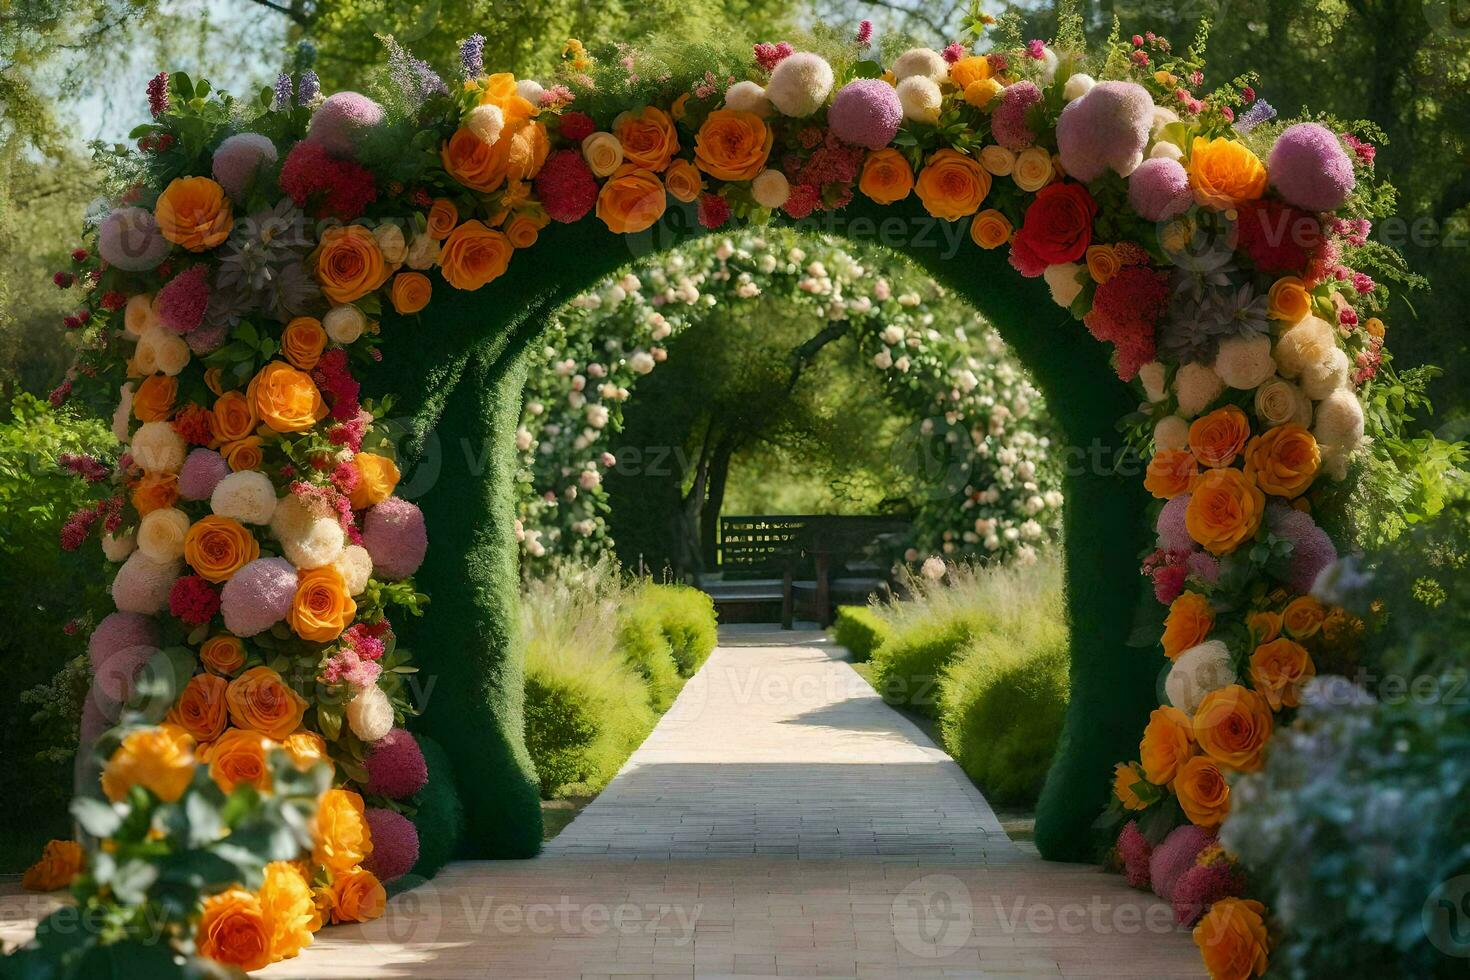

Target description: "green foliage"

left=830, top=605, right=893, bottom=663
left=616, top=602, right=684, bottom=713
left=637, top=583, right=718, bottom=676
left=870, top=613, right=990, bottom=717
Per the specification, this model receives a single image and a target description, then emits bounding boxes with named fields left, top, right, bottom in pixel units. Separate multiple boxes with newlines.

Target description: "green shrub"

left=870, top=613, right=990, bottom=716
left=638, top=583, right=717, bottom=676
left=616, top=602, right=683, bottom=711
left=940, top=618, right=1070, bottom=807
left=831, top=605, right=892, bottom=662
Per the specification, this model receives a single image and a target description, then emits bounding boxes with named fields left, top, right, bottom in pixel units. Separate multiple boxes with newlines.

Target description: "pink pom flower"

left=179, top=449, right=231, bottom=501
left=827, top=79, right=903, bottom=150
left=1117, top=821, right=1153, bottom=889
left=1149, top=825, right=1215, bottom=901
left=1268, top=122, right=1356, bottom=212
left=88, top=611, right=160, bottom=673
left=97, top=207, right=170, bottom=272
left=211, top=132, right=278, bottom=201
left=535, top=149, right=599, bottom=224
left=365, top=728, right=429, bottom=799
left=1266, top=504, right=1338, bottom=593
left=363, top=807, right=420, bottom=882
left=363, top=497, right=427, bottom=580
left=1127, top=158, right=1192, bottom=222
left=1172, top=862, right=1245, bottom=926
left=220, top=557, right=298, bottom=637
left=1055, top=81, right=1153, bottom=182
left=991, top=81, right=1042, bottom=150
left=155, top=265, right=210, bottom=334
left=306, top=91, right=385, bottom=157
left=1156, top=494, right=1193, bottom=553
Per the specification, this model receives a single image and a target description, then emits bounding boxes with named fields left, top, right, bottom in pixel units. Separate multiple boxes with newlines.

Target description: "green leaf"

left=72, top=796, right=123, bottom=838
left=852, top=60, right=883, bottom=79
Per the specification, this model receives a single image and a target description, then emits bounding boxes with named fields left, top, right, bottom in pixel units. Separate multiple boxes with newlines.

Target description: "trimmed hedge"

left=870, top=613, right=992, bottom=717
left=640, top=584, right=717, bottom=676
left=615, top=602, right=683, bottom=712
left=831, top=605, right=892, bottom=663
left=407, top=734, right=465, bottom=880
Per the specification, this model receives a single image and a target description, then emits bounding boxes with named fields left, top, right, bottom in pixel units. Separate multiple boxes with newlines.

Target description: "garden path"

left=2, top=627, right=1203, bottom=978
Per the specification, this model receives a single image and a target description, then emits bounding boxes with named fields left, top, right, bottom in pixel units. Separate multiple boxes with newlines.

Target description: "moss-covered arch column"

left=373, top=197, right=1158, bottom=862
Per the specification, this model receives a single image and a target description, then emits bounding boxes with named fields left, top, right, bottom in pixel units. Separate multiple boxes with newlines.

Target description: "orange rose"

left=211, top=390, right=258, bottom=443
left=427, top=198, right=458, bottom=240
left=1244, top=424, right=1320, bottom=499
left=1250, top=637, right=1316, bottom=709
left=131, top=471, right=179, bottom=516
left=184, top=514, right=259, bottom=582
left=1174, top=754, right=1230, bottom=829
left=204, top=367, right=226, bottom=397
left=101, top=725, right=195, bottom=803
left=205, top=726, right=273, bottom=793
left=258, top=861, right=315, bottom=962
left=1113, top=761, right=1149, bottom=811
left=614, top=106, right=679, bottom=172
left=970, top=208, right=1012, bottom=249
left=858, top=148, right=915, bottom=205
left=693, top=109, right=773, bottom=181
left=313, top=788, right=372, bottom=872
left=1188, top=405, right=1251, bottom=469
left=441, top=121, right=548, bottom=193
left=1085, top=244, right=1120, bottom=285
left=133, top=374, right=177, bottom=422
left=21, top=839, right=84, bottom=892
left=201, top=634, right=247, bottom=676
left=1189, top=137, right=1267, bottom=211
left=197, top=888, right=272, bottom=973
left=167, top=673, right=230, bottom=742
left=914, top=149, right=991, bottom=221
left=474, top=73, right=535, bottom=120
left=281, top=316, right=328, bottom=371
left=1246, top=610, right=1282, bottom=645
left=223, top=436, right=264, bottom=472
left=226, top=665, right=309, bottom=739
left=1193, top=685, right=1273, bottom=773
left=1193, top=898, right=1270, bottom=980
left=1186, top=468, right=1266, bottom=555
left=948, top=55, right=992, bottom=88
left=503, top=213, right=540, bottom=249
left=280, top=730, right=332, bottom=773
left=330, top=867, right=387, bottom=924
left=349, top=452, right=400, bottom=510
left=289, top=566, right=357, bottom=643
left=440, top=220, right=513, bottom=291
left=1282, top=595, right=1326, bottom=639
left=1162, top=591, right=1215, bottom=659
left=1267, top=276, right=1311, bottom=323
left=1145, top=450, right=1199, bottom=500
left=248, top=360, right=328, bottom=433
left=1140, top=705, right=1196, bottom=785
left=596, top=165, right=668, bottom=234
left=313, top=224, right=390, bottom=305
left=154, top=176, right=233, bottom=251
left=390, top=271, right=433, bottom=314
left=664, top=159, right=703, bottom=203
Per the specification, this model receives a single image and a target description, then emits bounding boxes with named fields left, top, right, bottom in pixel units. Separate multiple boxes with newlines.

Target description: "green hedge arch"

left=375, top=194, right=1158, bottom=862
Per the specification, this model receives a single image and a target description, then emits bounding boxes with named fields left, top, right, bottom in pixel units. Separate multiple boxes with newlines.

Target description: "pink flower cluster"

left=313, top=348, right=361, bottom=421
left=1082, top=265, right=1169, bottom=380
left=753, top=42, right=793, bottom=72
left=279, top=141, right=378, bottom=221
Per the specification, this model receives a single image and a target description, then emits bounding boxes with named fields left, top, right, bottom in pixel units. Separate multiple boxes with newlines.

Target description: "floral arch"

left=514, top=229, right=1061, bottom=572
left=51, top=18, right=1398, bottom=975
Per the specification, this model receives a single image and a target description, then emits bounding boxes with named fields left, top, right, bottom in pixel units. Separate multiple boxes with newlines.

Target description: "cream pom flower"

left=516, top=79, right=544, bottom=104
left=1149, top=141, right=1184, bottom=162
left=1154, top=415, right=1190, bottom=452
left=1173, top=362, right=1225, bottom=418
left=405, top=234, right=440, bottom=270
left=1063, top=73, right=1096, bottom=101
left=1300, top=345, right=1350, bottom=400
left=1165, top=640, right=1238, bottom=715
left=1013, top=146, right=1054, bottom=191
left=1213, top=334, right=1276, bottom=390
left=113, top=384, right=135, bottom=443
left=270, top=494, right=346, bottom=570
left=111, top=552, right=181, bottom=615
left=346, top=684, right=395, bottom=742
left=137, top=507, right=191, bottom=562
left=724, top=80, right=772, bottom=117
left=323, top=304, right=367, bottom=344
left=1313, top=389, right=1366, bottom=480
left=892, top=47, right=948, bottom=82
left=1043, top=263, right=1085, bottom=308
left=464, top=103, right=504, bottom=145
left=1272, top=315, right=1336, bottom=379
left=896, top=76, right=942, bottom=124
left=1137, top=362, right=1168, bottom=402
left=124, top=294, right=156, bottom=338
left=751, top=169, right=790, bottom=209
left=333, top=544, right=374, bottom=595
left=581, top=132, right=624, bottom=177
left=1254, top=376, right=1313, bottom=429
left=131, top=421, right=187, bottom=473
left=136, top=326, right=190, bottom=376
left=766, top=52, right=834, bottom=117
left=211, top=471, right=279, bottom=525
left=102, top=530, right=136, bottom=562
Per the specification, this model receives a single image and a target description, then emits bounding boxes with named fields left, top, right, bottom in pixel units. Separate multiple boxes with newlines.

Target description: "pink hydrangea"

left=211, top=132, right=278, bottom=201
left=1117, top=821, right=1153, bottom=889
left=363, top=807, right=419, bottom=882
left=1056, top=81, right=1153, bottom=182
left=322, top=646, right=381, bottom=688
left=827, top=79, right=903, bottom=150
left=1152, top=562, right=1188, bottom=605
left=155, top=265, right=210, bottom=334
left=1149, top=825, right=1215, bottom=901
left=1267, top=504, right=1338, bottom=593
left=991, top=81, right=1042, bottom=151
left=1268, top=122, right=1356, bottom=212
left=306, top=91, right=386, bottom=157
left=1128, top=158, right=1192, bottom=222
left=365, top=727, right=429, bottom=798
left=179, top=449, right=230, bottom=501
left=88, top=611, right=160, bottom=673
left=1172, top=861, right=1245, bottom=926
left=220, top=557, right=298, bottom=637
left=363, top=497, right=427, bottom=580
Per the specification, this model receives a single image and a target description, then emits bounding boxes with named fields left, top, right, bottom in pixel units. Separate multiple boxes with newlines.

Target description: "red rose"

left=1011, top=182, right=1097, bottom=274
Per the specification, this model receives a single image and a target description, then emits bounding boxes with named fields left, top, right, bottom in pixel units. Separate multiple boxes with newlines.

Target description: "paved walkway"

left=3, top=628, right=1203, bottom=978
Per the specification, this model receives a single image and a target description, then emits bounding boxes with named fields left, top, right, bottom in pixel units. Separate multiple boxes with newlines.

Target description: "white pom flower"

left=921, top=555, right=947, bottom=580
left=1043, top=263, right=1085, bottom=308
left=1063, top=73, right=1096, bottom=101
left=724, top=80, right=772, bottom=116
left=516, top=79, right=544, bottom=105
left=323, top=304, right=367, bottom=344
left=1300, top=346, right=1350, bottom=400
left=1313, top=389, right=1366, bottom=480
left=270, top=494, right=346, bottom=570
left=346, top=683, right=395, bottom=742
left=751, top=169, right=790, bottom=209
left=1154, top=415, right=1190, bottom=452
left=1137, top=362, right=1168, bottom=402
left=766, top=52, right=834, bottom=117
left=1213, top=334, right=1276, bottom=390
left=102, top=530, right=136, bottom=562
left=131, top=421, right=187, bottom=473
left=896, top=76, right=942, bottom=124
left=873, top=349, right=893, bottom=370
left=113, top=383, right=135, bottom=443
left=1173, top=362, right=1225, bottom=418
left=1272, top=315, right=1336, bottom=379
left=211, top=471, right=278, bottom=525
left=893, top=47, right=948, bottom=82
left=137, top=507, right=190, bottom=562
left=1166, top=640, right=1238, bottom=715
left=1151, top=105, right=1180, bottom=136
left=333, top=544, right=374, bottom=595
left=464, top=103, right=504, bottom=144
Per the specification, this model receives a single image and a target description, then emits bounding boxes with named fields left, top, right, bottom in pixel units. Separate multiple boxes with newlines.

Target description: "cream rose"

left=979, top=145, right=1015, bottom=176
left=323, top=304, right=367, bottom=344
left=124, top=294, right=156, bottom=337
left=1273, top=315, right=1337, bottom=380
left=1043, top=263, right=1085, bottom=308
left=405, top=234, right=440, bottom=270
left=372, top=223, right=407, bottom=265
left=581, top=132, right=625, bottom=178
left=1254, top=376, right=1313, bottom=428
left=102, top=530, right=137, bottom=562
left=137, top=507, right=190, bottom=561
left=346, top=684, right=394, bottom=741
left=1013, top=146, right=1054, bottom=192
left=136, top=326, right=191, bottom=376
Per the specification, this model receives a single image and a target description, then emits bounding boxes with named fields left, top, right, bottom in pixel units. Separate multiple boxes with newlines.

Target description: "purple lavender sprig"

left=1234, top=99, right=1277, bottom=134
left=272, top=72, right=293, bottom=111
left=299, top=69, right=320, bottom=103
left=460, top=33, right=486, bottom=78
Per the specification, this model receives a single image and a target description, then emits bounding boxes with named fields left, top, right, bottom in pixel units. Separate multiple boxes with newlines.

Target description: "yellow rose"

left=581, top=131, right=625, bottom=177
left=948, top=55, right=992, bottom=89
left=184, top=514, right=259, bottom=583
left=226, top=665, right=309, bottom=740
left=330, top=867, right=387, bottom=923
left=1246, top=610, right=1282, bottom=645
left=1085, top=244, right=1120, bottom=285
left=1282, top=595, right=1326, bottom=639
left=258, top=861, right=315, bottom=962
left=313, top=788, right=372, bottom=873
left=964, top=78, right=1003, bottom=109
left=663, top=158, right=703, bottom=204
left=201, top=634, right=247, bottom=676
left=978, top=145, right=1015, bottom=176
left=154, top=176, right=233, bottom=251
left=101, top=725, right=196, bottom=803
left=197, top=888, right=272, bottom=973
left=390, top=271, right=433, bottom=314
left=289, top=566, right=357, bottom=643
left=312, top=224, right=390, bottom=305
left=280, top=730, right=333, bottom=773
left=1113, top=761, right=1149, bottom=811
left=914, top=148, right=991, bottom=221
left=1012, top=146, right=1054, bottom=192
left=1189, top=137, right=1267, bottom=211
left=1267, top=276, right=1311, bottom=323
left=349, top=453, right=401, bottom=510
left=439, top=220, right=513, bottom=291
left=613, top=106, right=679, bottom=172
